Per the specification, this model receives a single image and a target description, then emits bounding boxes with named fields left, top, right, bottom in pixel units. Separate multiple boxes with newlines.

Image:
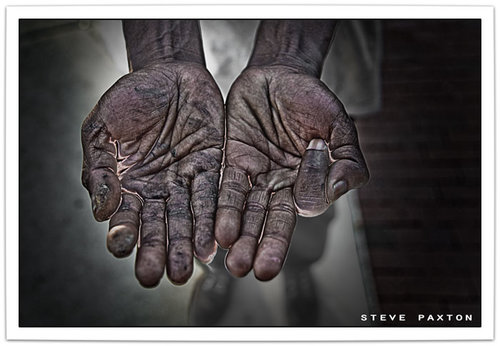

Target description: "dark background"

left=355, top=19, right=481, bottom=326
left=19, top=19, right=481, bottom=327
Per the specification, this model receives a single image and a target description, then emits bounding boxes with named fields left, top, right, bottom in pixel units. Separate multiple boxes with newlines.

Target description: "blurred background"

left=19, top=19, right=480, bottom=327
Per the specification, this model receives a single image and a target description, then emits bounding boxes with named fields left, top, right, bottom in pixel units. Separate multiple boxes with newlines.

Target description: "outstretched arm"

left=248, top=19, right=337, bottom=77
left=123, top=20, right=205, bottom=70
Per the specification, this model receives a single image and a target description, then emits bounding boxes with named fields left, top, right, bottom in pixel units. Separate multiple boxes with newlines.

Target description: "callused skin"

left=81, top=20, right=224, bottom=287
left=215, top=20, right=369, bottom=281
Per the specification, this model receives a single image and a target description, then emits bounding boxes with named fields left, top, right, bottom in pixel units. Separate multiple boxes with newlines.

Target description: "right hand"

left=81, top=61, right=224, bottom=287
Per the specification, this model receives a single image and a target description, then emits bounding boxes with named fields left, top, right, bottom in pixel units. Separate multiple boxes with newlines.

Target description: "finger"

left=225, top=187, right=271, bottom=277
left=293, top=138, right=331, bottom=217
left=254, top=188, right=296, bottom=281
left=166, top=184, right=194, bottom=285
left=326, top=108, right=369, bottom=202
left=215, top=167, right=250, bottom=248
left=326, top=156, right=369, bottom=203
left=191, top=171, right=219, bottom=263
left=107, top=193, right=141, bottom=258
left=81, top=111, right=120, bottom=222
left=86, top=168, right=121, bottom=221
left=135, top=199, right=166, bottom=288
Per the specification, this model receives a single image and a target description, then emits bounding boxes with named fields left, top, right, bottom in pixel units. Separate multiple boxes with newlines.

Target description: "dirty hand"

left=215, top=20, right=369, bottom=281
left=81, top=20, right=224, bottom=286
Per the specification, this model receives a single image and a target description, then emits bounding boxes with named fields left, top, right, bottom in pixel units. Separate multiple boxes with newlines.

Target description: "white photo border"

left=5, top=4, right=495, bottom=342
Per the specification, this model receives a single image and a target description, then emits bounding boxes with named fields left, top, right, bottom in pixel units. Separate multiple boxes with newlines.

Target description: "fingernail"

left=330, top=180, right=348, bottom=202
left=92, top=183, right=109, bottom=210
left=92, top=183, right=112, bottom=221
left=307, top=139, right=327, bottom=150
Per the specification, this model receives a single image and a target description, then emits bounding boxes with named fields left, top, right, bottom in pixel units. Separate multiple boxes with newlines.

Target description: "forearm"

left=248, top=20, right=338, bottom=77
left=122, top=20, right=205, bottom=71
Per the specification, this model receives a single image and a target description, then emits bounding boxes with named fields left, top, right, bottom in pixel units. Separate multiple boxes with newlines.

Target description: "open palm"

left=81, top=62, right=224, bottom=286
left=215, top=65, right=368, bottom=281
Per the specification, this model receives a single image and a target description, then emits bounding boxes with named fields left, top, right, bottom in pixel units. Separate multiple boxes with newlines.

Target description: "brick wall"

left=355, top=20, right=481, bottom=326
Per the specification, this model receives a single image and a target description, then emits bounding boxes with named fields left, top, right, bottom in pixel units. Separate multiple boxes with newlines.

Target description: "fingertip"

left=326, top=156, right=369, bottom=203
left=294, top=199, right=329, bottom=218
left=135, top=248, right=165, bottom=288
left=253, top=233, right=291, bottom=281
left=168, top=271, right=193, bottom=286
left=194, top=237, right=217, bottom=264
left=167, top=240, right=194, bottom=285
left=106, top=223, right=137, bottom=258
left=253, top=253, right=282, bottom=282
left=215, top=209, right=241, bottom=249
left=136, top=273, right=162, bottom=288
left=326, top=179, right=348, bottom=203
left=225, top=255, right=250, bottom=278
left=90, top=169, right=121, bottom=222
left=167, top=267, right=193, bottom=286
left=225, top=237, right=257, bottom=278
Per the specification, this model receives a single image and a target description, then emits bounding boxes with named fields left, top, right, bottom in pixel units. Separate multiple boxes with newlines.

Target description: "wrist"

left=247, top=20, right=337, bottom=77
left=248, top=52, right=322, bottom=77
left=122, top=20, right=205, bottom=71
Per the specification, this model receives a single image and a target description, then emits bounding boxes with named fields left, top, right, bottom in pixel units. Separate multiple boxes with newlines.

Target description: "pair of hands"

left=81, top=20, right=369, bottom=287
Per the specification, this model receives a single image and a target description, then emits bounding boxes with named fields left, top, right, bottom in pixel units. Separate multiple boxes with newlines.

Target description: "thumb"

left=326, top=156, right=369, bottom=204
left=293, top=138, right=331, bottom=217
left=81, top=111, right=121, bottom=222
left=85, top=167, right=121, bottom=222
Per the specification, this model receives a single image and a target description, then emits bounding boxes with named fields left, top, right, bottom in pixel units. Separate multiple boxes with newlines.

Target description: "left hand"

left=215, top=64, right=369, bottom=281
